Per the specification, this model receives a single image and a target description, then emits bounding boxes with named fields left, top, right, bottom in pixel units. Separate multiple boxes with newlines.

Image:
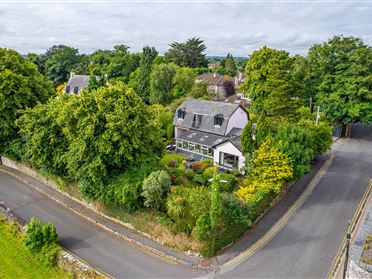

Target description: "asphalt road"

left=0, top=171, right=205, bottom=279
left=0, top=124, right=371, bottom=279
left=219, top=124, right=372, bottom=278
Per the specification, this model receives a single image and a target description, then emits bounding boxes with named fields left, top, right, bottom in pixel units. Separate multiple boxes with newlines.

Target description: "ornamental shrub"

left=185, top=168, right=195, bottom=180
left=23, top=217, right=60, bottom=254
left=218, top=173, right=238, bottom=192
left=192, top=214, right=211, bottom=240
left=141, top=170, right=171, bottom=211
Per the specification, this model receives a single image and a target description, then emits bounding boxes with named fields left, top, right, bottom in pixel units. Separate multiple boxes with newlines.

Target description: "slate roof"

left=177, top=130, right=225, bottom=147
left=196, top=73, right=226, bottom=86
left=66, top=75, right=90, bottom=92
left=173, top=99, right=242, bottom=136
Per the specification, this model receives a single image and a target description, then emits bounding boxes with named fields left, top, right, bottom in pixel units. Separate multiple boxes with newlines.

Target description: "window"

left=182, top=141, right=188, bottom=150
left=214, top=114, right=224, bottom=127
left=192, top=114, right=203, bottom=128
left=176, top=140, right=182, bottom=148
left=65, top=85, right=70, bottom=93
left=73, top=86, right=79, bottom=94
left=188, top=143, right=195, bottom=152
left=208, top=148, right=214, bottom=157
left=219, top=152, right=239, bottom=169
left=177, top=109, right=186, bottom=119
left=195, top=144, right=201, bottom=153
left=201, top=146, right=208, bottom=155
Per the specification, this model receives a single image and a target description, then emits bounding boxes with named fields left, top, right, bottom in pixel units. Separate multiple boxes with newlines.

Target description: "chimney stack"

left=70, top=72, right=75, bottom=79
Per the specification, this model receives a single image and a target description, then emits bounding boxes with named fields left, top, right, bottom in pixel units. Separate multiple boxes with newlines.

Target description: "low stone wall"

left=1, top=157, right=60, bottom=190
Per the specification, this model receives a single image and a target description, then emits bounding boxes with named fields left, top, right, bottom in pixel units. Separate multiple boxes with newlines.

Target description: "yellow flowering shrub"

left=236, top=139, right=293, bottom=203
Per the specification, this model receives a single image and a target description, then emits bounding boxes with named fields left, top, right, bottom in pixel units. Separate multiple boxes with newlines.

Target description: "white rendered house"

left=173, top=99, right=249, bottom=172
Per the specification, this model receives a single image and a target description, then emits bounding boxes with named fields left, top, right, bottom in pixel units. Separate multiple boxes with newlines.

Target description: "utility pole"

left=315, top=106, right=320, bottom=126
left=343, top=222, right=351, bottom=279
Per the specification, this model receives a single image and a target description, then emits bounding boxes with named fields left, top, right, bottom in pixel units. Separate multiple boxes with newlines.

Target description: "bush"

left=23, top=217, right=60, bottom=254
left=161, top=154, right=185, bottom=168
left=184, top=169, right=195, bottom=180
left=191, top=160, right=213, bottom=174
left=218, top=173, right=238, bottom=192
left=141, top=170, right=171, bottom=211
left=192, top=174, right=206, bottom=185
left=222, top=194, right=251, bottom=226
left=203, top=166, right=217, bottom=179
left=37, top=243, right=61, bottom=267
left=192, top=214, right=211, bottom=241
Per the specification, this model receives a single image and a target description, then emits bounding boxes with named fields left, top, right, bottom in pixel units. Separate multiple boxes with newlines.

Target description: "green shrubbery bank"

left=0, top=35, right=371, bottom=256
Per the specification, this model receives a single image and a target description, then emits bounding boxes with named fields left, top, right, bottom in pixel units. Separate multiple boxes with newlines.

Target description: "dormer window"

left=65, top=85, right=70, bottom=93
left=73, top=86, right=79, bottom=94
left=177, top=108, right=186, bottom=119
left=192, top=114, right=203, bottom=128
left=214, top=114, right=224, bottom=127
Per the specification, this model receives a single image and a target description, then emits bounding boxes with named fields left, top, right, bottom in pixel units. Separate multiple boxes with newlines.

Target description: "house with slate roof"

left=173, top=99, right=249, bottom=172
left=64, top=73, right=90, bottom=95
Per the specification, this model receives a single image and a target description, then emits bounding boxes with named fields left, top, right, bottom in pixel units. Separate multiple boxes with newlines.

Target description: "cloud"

left=0, top=1, right=370, bottom=56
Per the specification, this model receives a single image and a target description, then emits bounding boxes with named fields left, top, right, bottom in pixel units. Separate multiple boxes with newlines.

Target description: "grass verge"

left=0, top=216, right=69, bottom=279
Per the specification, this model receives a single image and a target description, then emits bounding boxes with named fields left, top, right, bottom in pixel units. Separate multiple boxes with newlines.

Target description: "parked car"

left=166, top=143, right=176, bottom=151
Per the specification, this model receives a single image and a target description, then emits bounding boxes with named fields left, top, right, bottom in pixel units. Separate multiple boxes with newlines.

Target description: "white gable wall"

left=225, top=106, right=248, bottom=135
left=213, top=141, right=245, bottom=172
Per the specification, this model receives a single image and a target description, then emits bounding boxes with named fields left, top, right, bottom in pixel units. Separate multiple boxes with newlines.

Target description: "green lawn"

left=0, top=217, right=68, bottom=279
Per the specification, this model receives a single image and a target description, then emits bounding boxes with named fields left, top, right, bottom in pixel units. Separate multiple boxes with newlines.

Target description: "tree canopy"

left=150, top=63, right=177, bottom=105
left=44, top=45, right=88, bottom=86
left=165, top=37, right=208, bottom=68
left=0, top=48, right=53, bottom=153
left=306, top=35, right=372, bottom=124
left=242, top=47, right=301, bottom=121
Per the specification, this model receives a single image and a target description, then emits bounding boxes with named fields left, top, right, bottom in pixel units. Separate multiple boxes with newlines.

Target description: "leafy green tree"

left=24, top=217, right=60, bottom=254
left=255, top=112, right=272, bottom=146
left=242, top=47, right=301, bottom=120
left=150, top=104, right=174, bottom=139
left=108, top=51, right=141, bottom=83
left=241, top=120, right=255, bottom=157
left=165, top=37, right=208, bottom=68
left=307, top=35, right=372, bottom=124
left=44, top=45, right=88, bottom=86
left=56, top=82, right=164, bottom=190
left=217, top=53, right=237, bottom=76
left=149, top=63, right=177, bottom=105
left=275, top=123, right=314, bottom=177
left=299, top=119, right=333, bottom=155
left=189, top=82, right=209, bottom=99
left=88, top=49, right=113, bottom=75
left=16, top=96, right=69, bottom=176
left=172, top=67, right=196, bottom=99
left=137, top=46, right=158, bottom=102
left=0, top=48, right=53, bottom=154
left=141, top=170, right=171, bottom=210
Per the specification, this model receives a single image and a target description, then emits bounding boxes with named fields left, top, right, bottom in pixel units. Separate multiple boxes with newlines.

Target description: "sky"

left=0, top=0, right=371, bottom=57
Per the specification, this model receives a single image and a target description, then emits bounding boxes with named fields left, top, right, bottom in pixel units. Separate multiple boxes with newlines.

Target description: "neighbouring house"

left=195, top=72, right=246, bottom=101
left=64, top=73, right=90, bottom=95
left=173, top=99, right=249, bottom=172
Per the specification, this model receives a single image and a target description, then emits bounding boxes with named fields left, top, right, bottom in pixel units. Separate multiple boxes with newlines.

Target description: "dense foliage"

left=0, top=48, right=53, bottom=155
left=141, top=170, right=171, bottom=210
left=306, top=36, right=372, bottom=124
left=242, top=47, right=301, bottom=122
left=165, top=37, right=208, bottom=68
